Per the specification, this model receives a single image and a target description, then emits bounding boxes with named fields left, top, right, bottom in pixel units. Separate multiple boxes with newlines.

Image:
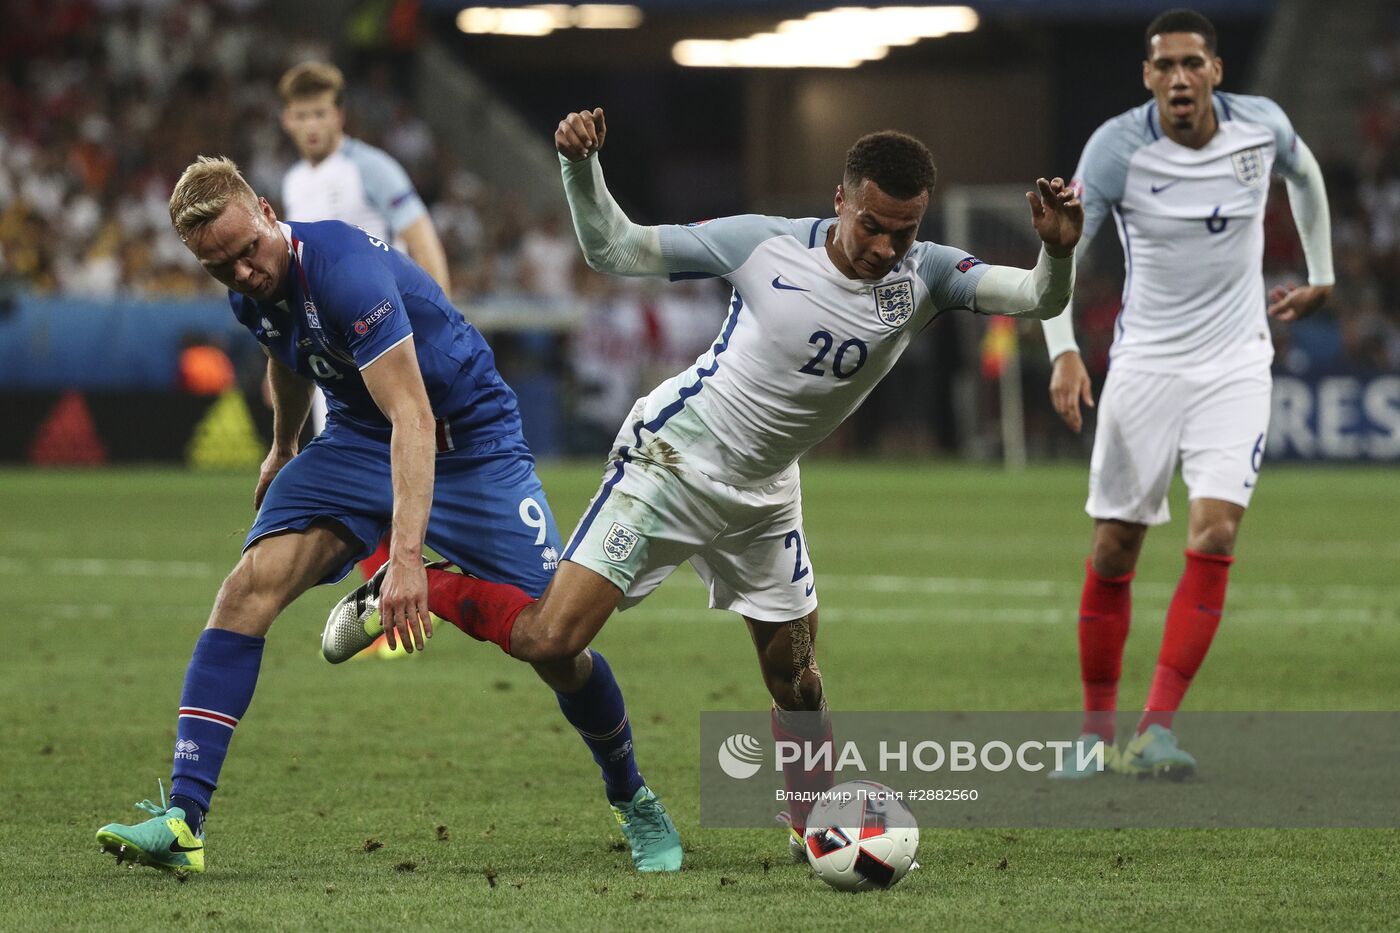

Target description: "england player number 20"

left=799, top=331, right=868, bottom=380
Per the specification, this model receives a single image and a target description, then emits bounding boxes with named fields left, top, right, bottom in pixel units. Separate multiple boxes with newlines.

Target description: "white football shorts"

left=562, top=452, right=818, bottom=623
left=1087, top=364, right=1271, bottom=525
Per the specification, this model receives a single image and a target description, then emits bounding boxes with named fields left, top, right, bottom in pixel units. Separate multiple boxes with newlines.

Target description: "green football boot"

left=1048, top=733, right=1123, bottom=780
left=96, top=781, right=205, bottom=874
left=1120, top=724, right=1197, bottom=780
left=610, top=786, right=683, bottom=872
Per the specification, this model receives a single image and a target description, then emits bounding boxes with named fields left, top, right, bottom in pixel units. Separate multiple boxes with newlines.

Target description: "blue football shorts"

left=246, top=425, right=562, bottom=596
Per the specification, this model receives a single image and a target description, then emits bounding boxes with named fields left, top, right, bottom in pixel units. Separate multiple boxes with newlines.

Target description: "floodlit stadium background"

left=3, top=0, right=1397, bottom=466
left=3, top=3, right=1399, bottom=927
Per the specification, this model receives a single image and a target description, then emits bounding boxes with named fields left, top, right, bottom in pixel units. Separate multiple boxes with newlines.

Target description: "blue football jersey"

left=231, top=220, right=521, bottom=446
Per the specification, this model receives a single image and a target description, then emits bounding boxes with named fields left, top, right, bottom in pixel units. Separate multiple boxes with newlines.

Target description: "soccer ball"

left=804, top=780, right=919, bottom=892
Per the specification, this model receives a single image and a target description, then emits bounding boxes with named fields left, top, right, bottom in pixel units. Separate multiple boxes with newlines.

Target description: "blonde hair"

left=278, top=61, right=345, bottom=106
left=169, top=155, right=258, bottom=241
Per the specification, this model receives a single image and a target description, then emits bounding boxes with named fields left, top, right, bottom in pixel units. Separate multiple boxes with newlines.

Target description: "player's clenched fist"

left=556, top=107, right=607, bottom=162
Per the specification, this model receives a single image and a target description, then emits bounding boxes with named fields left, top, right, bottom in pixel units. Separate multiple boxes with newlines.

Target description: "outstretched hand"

left=556, top=108, right=607, bottom=162
left=1267, top=282, right=1331, bottom=322
left=1027, top=177, right=1083, bottom=258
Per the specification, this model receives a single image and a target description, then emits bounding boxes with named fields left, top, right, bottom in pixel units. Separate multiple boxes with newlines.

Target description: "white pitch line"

left=857, top=532, right=1400, bottom=561
left=52, top=558, right=220, bottom=578
left=0, top=557, right=221, bottom=578
left=818, top=573, right=1400, bottom=604
left=4, top=558, right=1396, bottom=611
left=32, top=604, right=208, bottom=622
left=631, top=605, right=1396, bottom=626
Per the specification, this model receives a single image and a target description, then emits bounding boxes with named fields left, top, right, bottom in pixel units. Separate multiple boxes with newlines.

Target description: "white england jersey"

left=1074, top=92, right=1305, bottom=373
left=281, top=136, right=427, bottom=245
left=616, top=215, right=989, bottom=485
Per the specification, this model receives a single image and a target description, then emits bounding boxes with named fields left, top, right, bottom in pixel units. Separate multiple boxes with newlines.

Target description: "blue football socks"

left=555, top=651, right=645, bottom=803
left=169, top=628, right=265, bottom=826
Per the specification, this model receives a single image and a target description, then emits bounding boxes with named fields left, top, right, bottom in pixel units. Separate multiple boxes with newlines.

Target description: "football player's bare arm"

left=506, top=561, right=624, bottom=663
left=556, top=107, right=667, bottom=278
left=362, top=337, right=436, bottom=654
left=399, top=213, right=451, bottom=294
left=253, top=349, right=314, bottom=510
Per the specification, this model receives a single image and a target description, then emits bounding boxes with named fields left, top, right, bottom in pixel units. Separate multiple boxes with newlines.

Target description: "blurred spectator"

left=518, top=213, right=579, bottom=304
left=0, top=0, right=464, bottom=299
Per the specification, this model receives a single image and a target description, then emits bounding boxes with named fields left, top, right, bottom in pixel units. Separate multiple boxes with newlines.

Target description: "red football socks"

left=425, top=567, right=535, bottom=655
left=1138, top=549, right=1233, bottom=734
left=771, top=704, right=834, bottom=836
left=1078, top=558, right=1134, bottom=742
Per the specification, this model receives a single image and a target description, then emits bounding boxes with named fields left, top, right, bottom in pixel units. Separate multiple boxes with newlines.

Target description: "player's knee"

left=209, top=561, right=280, bottom=635
left=522, top=616, right=592, bottom=662
left=530, top=652, right=591, bottom=692
left=1091, top=528, right=1144, bottom=577
left=1189, top=519, right=1238, bottom=556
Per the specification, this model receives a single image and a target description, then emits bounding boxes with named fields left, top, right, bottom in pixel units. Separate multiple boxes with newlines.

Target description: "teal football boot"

left=96, top=780, right=205, bottom=875
left=1048, top=733, right=1123, bottom=780
left=610, top=786, right=683, bottom=872
left=1120, top=724, right=1197, bottom=780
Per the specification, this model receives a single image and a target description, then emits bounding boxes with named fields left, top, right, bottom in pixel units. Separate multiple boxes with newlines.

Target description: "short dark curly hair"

left=843, top=131, right=937, bottom=200
left=1145, top=8, right=1217, bottom=57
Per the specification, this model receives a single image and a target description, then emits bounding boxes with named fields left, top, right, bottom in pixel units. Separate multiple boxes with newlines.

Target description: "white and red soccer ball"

left=804, top=780, right=920, bottom=892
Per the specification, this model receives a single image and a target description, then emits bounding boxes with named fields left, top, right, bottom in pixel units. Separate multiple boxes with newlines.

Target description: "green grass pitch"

left=1, top=462, right=1396, bottom=930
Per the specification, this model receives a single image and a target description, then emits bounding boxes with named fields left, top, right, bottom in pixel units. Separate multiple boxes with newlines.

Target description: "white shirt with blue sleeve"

left=607, top=215, right=990, bottom=484
left=1054, top=91, right=1321, bottom=374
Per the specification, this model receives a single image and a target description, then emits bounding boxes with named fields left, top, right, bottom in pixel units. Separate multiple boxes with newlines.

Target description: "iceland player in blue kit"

left=94, top=156, right=680, bottom=875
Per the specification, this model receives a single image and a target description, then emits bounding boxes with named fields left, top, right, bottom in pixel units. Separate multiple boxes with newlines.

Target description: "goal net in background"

left=941, top=184, right=1108, bottom=469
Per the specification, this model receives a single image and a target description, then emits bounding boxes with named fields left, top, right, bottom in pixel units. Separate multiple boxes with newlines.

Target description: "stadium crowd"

left=0, top=0, right=587, bottom=307
left=2, top=0, right=1396, bottom=380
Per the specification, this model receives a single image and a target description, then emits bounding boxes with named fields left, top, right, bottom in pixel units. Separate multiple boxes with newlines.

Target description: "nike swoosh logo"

left=1243, top=479, right=1255, bottom=488
left=1150, top=180, right=1181, bottom=194
left=805, top=583, right=815, bottom=597
left=772, top=275, right=809, bottom=292
left=169, top=839, right=203, bottom=853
